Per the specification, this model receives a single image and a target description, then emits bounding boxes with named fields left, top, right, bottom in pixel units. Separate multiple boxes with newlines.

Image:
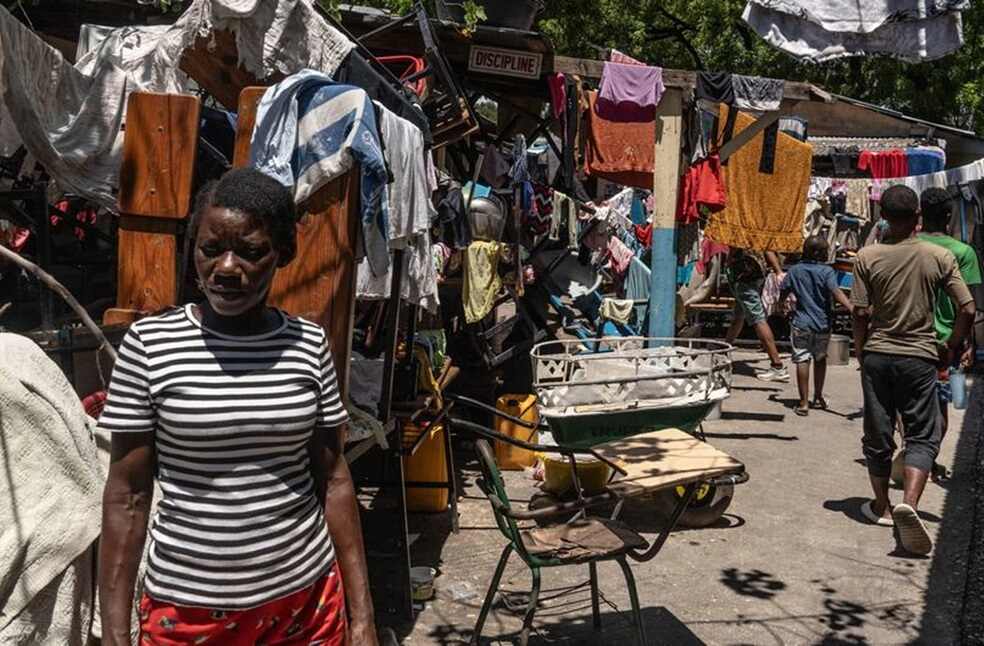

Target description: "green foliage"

left=538, top=0, right=984, bottom=134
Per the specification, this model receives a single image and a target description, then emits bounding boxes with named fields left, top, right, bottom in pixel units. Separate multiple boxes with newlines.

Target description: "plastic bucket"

left=827, top=334, right=850, bottom=366
left=410, top=566, right=436, bottom=601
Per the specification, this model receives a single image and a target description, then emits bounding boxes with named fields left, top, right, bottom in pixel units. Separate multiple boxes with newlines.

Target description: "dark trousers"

left=860, top=352, right=942, bottom=477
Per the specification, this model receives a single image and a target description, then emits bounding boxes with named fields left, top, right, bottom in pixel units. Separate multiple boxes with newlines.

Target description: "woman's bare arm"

left=99, top=433, right=155, bottom=646
left=312, top=428, right=377, bottom=646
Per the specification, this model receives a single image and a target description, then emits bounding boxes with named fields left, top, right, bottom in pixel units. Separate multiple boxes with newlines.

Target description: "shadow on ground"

left=919, top=377, right=984, bottom=644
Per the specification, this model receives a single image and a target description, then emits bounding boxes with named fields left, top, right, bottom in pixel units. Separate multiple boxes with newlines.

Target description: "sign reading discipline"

left=468, top=46, right=543, bottom=79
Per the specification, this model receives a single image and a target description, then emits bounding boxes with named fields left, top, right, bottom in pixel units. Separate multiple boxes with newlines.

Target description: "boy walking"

left=725, top=248, right=789, bottom=382
left=779, top=236, right=853, bottom=416
left=852, top=186, right=974, bottom=555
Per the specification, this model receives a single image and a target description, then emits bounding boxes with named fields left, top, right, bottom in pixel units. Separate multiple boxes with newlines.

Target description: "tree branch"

left=0, top=245, right=117, bottom=383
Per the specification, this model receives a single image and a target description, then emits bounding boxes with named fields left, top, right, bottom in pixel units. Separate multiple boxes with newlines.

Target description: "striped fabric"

left=98, top=305, right=348, bottom=610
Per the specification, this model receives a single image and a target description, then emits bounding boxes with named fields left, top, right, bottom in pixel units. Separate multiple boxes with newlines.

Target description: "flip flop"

left=892, top=504, right=933, bottom=555
left=860, top=500, right=893, bottom=526
left=811, top=397, right=828, bottom=410
left=794, top=407, right=809, bottom=417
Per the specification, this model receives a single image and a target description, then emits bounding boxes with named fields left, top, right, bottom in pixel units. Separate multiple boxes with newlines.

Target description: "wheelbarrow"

left=447, top=337, right=748, bottom=645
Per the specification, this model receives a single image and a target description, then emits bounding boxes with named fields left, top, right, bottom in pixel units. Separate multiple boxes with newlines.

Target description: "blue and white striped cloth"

left=250, top=69, right=390, bottom=276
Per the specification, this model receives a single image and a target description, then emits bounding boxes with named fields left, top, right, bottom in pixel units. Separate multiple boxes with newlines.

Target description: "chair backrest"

left=474, top=439, right=525, bottom=546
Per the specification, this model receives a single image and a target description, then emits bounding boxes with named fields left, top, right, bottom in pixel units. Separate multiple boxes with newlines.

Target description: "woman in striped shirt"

left=98, top=168, right=377, bottom=645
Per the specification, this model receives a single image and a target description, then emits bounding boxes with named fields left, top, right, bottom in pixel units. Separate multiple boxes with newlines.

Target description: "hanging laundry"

left=831, top=148, right=855, bottom=175
left=356, top=104, right=439, bottom=312
left=678, top=153, right=727, bottom=224
left=607, top=236, right=635, bottom=276
left=696, top=72, right=785, bottom=110
left=436, top=180, right=472, bottom=250
left=598, top=62, right=665, bottom=109
left=524, top=184, right=554, bottom=236
left=697, top=238, right=730, bottom=275
left=250, top=70, right=389, bottom=276
left=634, top=223, right=653, bottom=248
left=873, top=158, right=984, bottom=196
left=480, top=146, right=512, bottom=188
left=779, top=117, right=808, bottom=142
left=610, top=48, right=646, bottom=66
left=905, top=146, right=946, bottom=176
left=857, top=149, right=908, bottom=179
left=584, top=91, right=654, bottom=190
left=463, top=240, right=504, bottom=324
left=624, top=256, right=651, bottom=328
left=732, top=75, right=784, bottom=111
left=630, top=193, right=648, bottom=225
left=705, top=106, right=811, bottom=253
left=742, top=2, right=966, bottom=63
left=547, top=72, right=566, bottom=120
left=844, top=178, right=872, bottom=220
left=599, top=298, right=635, bottom=324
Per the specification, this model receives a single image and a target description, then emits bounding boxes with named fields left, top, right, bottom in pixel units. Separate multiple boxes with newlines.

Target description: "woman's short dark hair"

left=802, top=235, right=829, bottom=262
left=190, top=168, right=297, bottom=264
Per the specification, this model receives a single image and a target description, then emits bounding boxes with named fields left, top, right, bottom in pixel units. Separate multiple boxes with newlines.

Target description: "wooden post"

left=648, top=88, right=684, bottom=339
left=233, top=88, right=360, bottom=396
left=104, top=92, right=200, bottom=326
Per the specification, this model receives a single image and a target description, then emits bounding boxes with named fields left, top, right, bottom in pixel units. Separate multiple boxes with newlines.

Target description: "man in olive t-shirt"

left=851, top=186, right=974, bottom=556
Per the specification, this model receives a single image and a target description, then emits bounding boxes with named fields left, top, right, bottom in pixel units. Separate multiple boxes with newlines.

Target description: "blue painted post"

left=648, top=89, right=684, bottom=339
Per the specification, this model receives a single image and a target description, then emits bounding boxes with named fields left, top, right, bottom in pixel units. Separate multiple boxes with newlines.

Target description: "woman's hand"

left=347, top=618, right=379, bottom=646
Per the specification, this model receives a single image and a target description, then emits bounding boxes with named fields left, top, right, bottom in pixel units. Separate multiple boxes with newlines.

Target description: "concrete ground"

left=394, top=349, right=983, bottom=645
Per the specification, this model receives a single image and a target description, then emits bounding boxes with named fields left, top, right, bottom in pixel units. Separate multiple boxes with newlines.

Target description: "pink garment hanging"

left=610, top=49, right=645, bottom=66
left=547, top=72, right=566, bottom=120
left=696, top=238, right=729, bottom=275
left=607, top=236, right=635, bottom=275
left=599, top=62, right=665, bottom=109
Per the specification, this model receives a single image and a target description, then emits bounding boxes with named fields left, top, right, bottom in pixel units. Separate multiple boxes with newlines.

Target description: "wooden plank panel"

left=233, top=86, right=268, bottom=167
left=551, top=55, right=828, bottom=102
left=117, top=92, right=201, bottom=219
left=178, top=31, right=273, bottom=111
left=111, top=217, right=179, bottom=317
left=267, top=172, right=360, bottom=395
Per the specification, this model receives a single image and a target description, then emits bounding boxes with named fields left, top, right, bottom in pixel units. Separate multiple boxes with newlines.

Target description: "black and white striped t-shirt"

left=99, top=304, right=348, bottom=609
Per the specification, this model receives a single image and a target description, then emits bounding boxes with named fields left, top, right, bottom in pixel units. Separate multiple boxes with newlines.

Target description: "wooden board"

left=232, top=86, right=268, bottom=167
left=179, top=31, right=273, bottom=111
left=266, top=172, right=360, bottom=395
left=117, top=92, right=201, bottom=219
left=594, top=428, right=745, bottom=499
left=105, top=217, right=180, bottom=325
left=233, top=88, right=360, bottom=396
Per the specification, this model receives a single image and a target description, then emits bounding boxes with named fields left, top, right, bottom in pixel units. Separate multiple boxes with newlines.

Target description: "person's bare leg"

left=796, top=362, right=810, bottom=409
left=868, top=474, right=893, bottom=519
left=752, top=320, right=783, bottom=367
left=726, top=312, right=745, bottom=345
left=902, top=466, right=930, bottom=509
left=813, top=358, right=827, bottom=402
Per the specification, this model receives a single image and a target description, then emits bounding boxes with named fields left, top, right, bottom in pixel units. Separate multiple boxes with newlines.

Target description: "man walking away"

left=918, top=187, right=981, bottom=445
left=725, top=249, right=789, bottom=382
left=780, top=236, right=853, bottom=416
left=852, top=185, right=975, bottom=555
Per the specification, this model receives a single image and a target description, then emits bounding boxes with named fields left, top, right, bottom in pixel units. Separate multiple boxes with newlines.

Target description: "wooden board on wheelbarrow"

left=593, top=428, right=744, bottom=499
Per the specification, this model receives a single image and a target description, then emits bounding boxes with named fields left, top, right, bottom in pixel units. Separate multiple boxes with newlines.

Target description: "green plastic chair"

left=470, top=439, right=649, bottom=646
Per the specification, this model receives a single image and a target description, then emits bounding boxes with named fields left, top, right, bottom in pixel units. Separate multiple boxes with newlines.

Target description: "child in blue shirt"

left=780, top=236, right=854, bottom=416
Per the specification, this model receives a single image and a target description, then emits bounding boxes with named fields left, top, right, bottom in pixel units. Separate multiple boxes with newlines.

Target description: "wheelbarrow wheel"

left=653, top=482, right=734, bottom=528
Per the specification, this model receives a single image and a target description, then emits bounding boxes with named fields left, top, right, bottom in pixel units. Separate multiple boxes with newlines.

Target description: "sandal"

left=795, top=406, right=809, bottom=417
left=811, top=396, right=828, bottom=410
left=892, top=503, right=933, bottom=555
left=861, top=500, right=893, bottom=526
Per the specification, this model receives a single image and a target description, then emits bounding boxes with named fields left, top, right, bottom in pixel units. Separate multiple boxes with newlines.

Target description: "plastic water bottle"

left=950, top=367, right=968, bottom=410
